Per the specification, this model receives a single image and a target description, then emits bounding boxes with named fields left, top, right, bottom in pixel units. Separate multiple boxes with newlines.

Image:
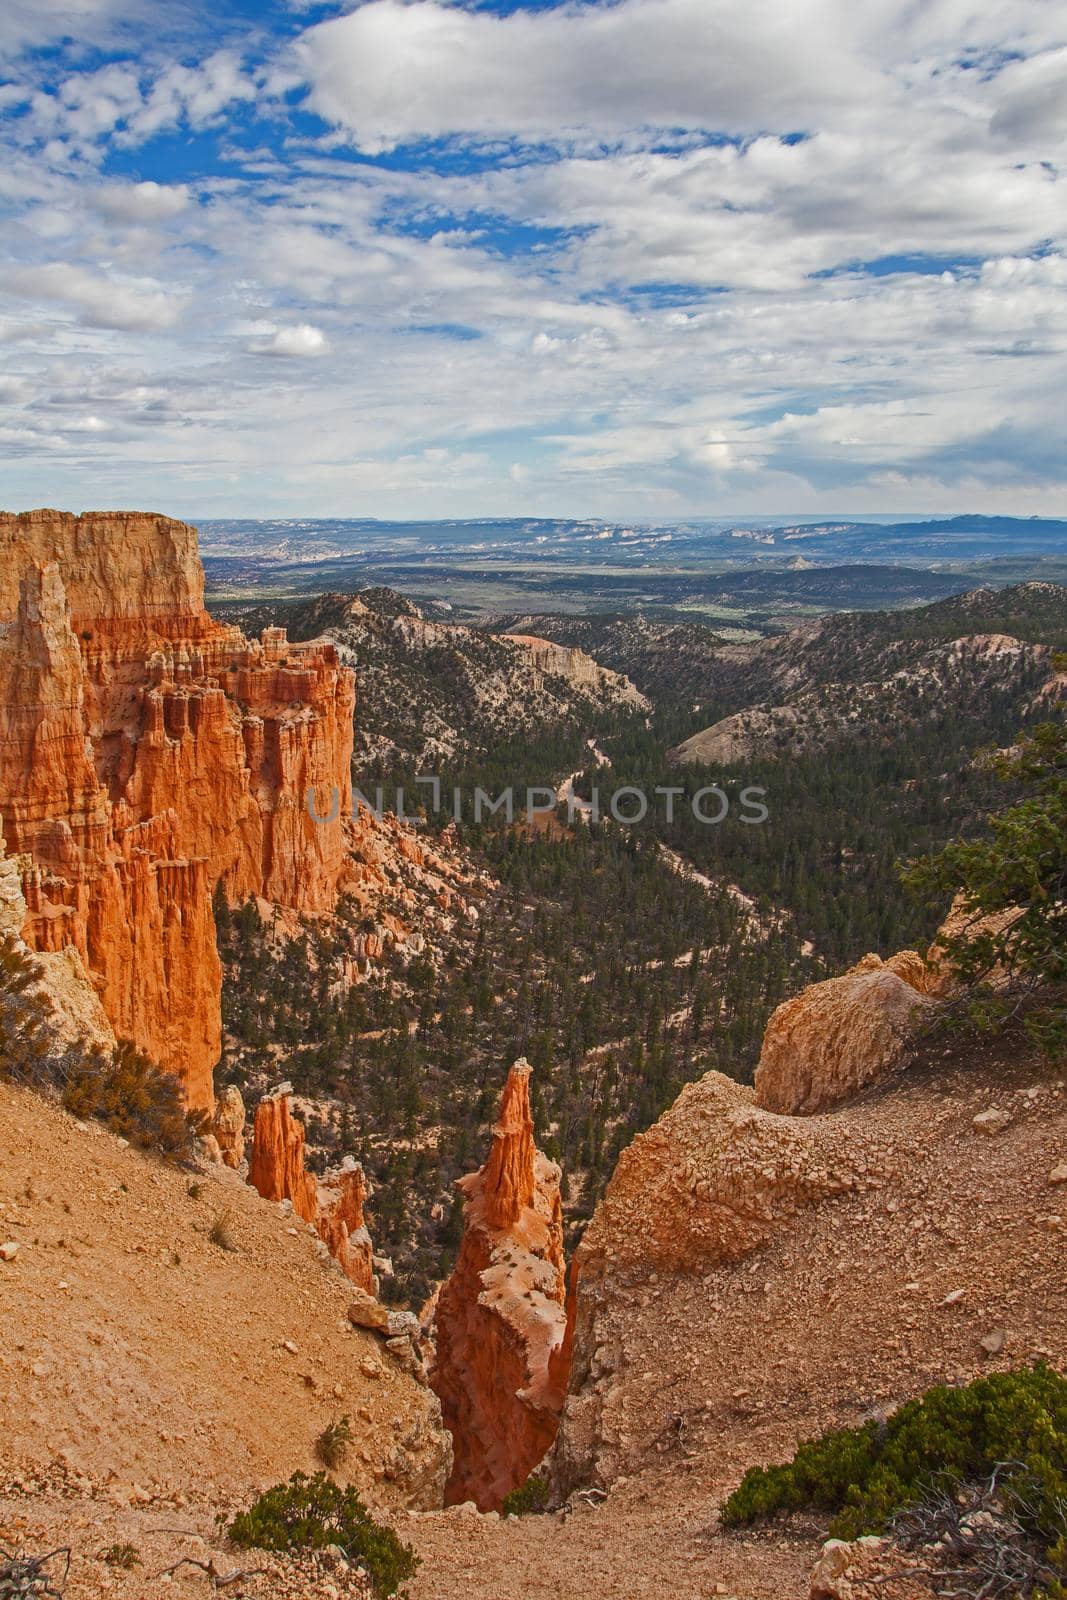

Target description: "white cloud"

left=0, top=0, right=1065, bottom=515
left=249, top=322, right=329, bottom=357
left=92, top=181, right=192, bottom=223
left=294, top=0, right=1067, bottom=154
left=1, top=261, right=183, bottom=331
left=296, top=0, right=877, bottom=152
left=0, top=0, right=140, bottom=61
left=10, top=51, right=257, bottom=159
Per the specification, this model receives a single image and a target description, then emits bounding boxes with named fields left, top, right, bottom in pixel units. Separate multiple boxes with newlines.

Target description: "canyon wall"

left=1, top=833, right=116, bottom=1054
left=432, top=1060, right=569, bottom=1510
left=0, top=510, right=355, bottom=1110
left=500, top=633, right=647, bottom=706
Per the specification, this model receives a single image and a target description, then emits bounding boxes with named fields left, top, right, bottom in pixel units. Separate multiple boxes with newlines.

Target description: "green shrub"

left=904, top=719, right=1067, bottom=1057
left=226, top=1471, right=419, bottom=1598
left=101, top=1542, right=140, bottom=1569
left=0, top=933, right=71, bottom=1085
left=501, top=1472, right=550, bottom=1516
left=62, top=1039, right=204, bottom=1151
left=721, top=1365, right=1067, bottom=1586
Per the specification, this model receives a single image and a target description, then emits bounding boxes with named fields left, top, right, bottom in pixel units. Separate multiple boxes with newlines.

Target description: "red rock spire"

left=481, top=1059, right=537, bottom=1229
left=431, top=1059, right=569, bottom=1510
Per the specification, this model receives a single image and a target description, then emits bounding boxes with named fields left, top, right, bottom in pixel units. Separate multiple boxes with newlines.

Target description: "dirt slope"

left=0, top=1079, right=449, bottom=1597
left=3, top=1031, right=1064, bottom=1600
left=405, top=1028, right=1066, bottom=1600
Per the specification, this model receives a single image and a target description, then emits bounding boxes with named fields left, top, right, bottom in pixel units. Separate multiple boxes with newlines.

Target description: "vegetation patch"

left=62, top=1039, right=205, bottom=1152
left=0, top=937, right=204, bottom=1153
left=722, top=1365, right=1067, bottom=1595
left=315, top=1414, right=354, bottom=1471
left=226, top=1471, right=419, bottom=1598
left=906, top=717, right=1067, bottom=1057
left=501, top=1471, right=550, bottom=1516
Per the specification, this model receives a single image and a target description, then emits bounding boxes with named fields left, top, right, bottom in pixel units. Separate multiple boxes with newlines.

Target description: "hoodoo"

left=248, top=1090, right=376, bottom=1293
left=432, top=1060, right=569, bottom=1510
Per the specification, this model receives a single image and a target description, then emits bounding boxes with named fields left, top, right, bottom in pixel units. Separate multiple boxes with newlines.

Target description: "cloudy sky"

left=1, top=0, right=1065, bottom=520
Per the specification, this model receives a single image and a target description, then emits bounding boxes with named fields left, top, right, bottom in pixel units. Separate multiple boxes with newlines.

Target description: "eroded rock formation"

left=753, top=951, right=937, bottom=1115
left=248, top=1090, right=376, bottom=1292
left=0, top=510, right=491, bottom=1113
left=0, top=510, right=357, bottom=1110
left=212, top=1085, right=246, bottom=1170
left=0, top=834, right=116, bottom=1053
left=317, top=1158, right=375, bottom=1295
left=248, top=1090, right=321, bottom=1224
left=432, top=1060, right=568, bottom=1510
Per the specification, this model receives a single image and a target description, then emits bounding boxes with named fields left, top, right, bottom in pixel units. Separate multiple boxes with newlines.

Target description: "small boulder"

left=386, top=1309, right=420, bottom=1340
left=0, top=1241, right=19, bottom=1262
left=347, top=1291, right=390, bottom=1333
left=979, top=1328, right=1006, bottom=1356
left=1048, top=1162, right=1067, bottom=1186
left=973, top=1108, right=1012, bottom=1136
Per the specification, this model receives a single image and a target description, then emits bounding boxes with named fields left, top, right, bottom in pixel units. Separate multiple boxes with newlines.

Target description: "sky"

left=0, top=0, right=1065, bottom=521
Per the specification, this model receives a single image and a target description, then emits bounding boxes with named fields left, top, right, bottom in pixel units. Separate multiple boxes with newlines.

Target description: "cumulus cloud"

left=92, top=181, right=191, bottom=223
left=294, top=0, right=1067, bottom=152
left=296, top=0, right=874, bottom=152
left=11, top=50, right=257, bottom=159
left=248, top=322, right=329, bottom=357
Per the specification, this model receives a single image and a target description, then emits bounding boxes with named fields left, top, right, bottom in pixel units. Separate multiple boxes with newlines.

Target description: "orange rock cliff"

left=431, top=1059, right=569, bottom=1510
left=0, top=509, right=355, bottom=1111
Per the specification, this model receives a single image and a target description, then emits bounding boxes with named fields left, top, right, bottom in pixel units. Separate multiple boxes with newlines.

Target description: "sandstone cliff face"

left=499, top=633, right=646, bottom=706
left=753, top=951, right=937, bottom=1116
left=0, top=510, right=356, bottom=1110
left=248, top=1092, right=319, bottom=1222
left=0, top=835, right=116, bottom=1053
left=432, top=1060, right=568, bottom=1510
left=248, top=1091, right=376, bottom=1293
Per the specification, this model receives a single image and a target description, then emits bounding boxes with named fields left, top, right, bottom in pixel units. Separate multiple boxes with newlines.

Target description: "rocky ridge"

left=669, top=629, right=1063, bottom=765
left=542, top=904, right=1067, bottom=1533
left=212, top=589, right=648, bottom=773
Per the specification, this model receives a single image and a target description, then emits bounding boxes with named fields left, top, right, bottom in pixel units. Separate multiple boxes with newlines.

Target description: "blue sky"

left=0, top=0, right=1065, bottom=518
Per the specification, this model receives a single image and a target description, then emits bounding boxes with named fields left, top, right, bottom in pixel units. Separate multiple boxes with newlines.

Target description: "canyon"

left=211, top=587, right=648, bottom=774
left=1, top=513, right=1063, bottom=1599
